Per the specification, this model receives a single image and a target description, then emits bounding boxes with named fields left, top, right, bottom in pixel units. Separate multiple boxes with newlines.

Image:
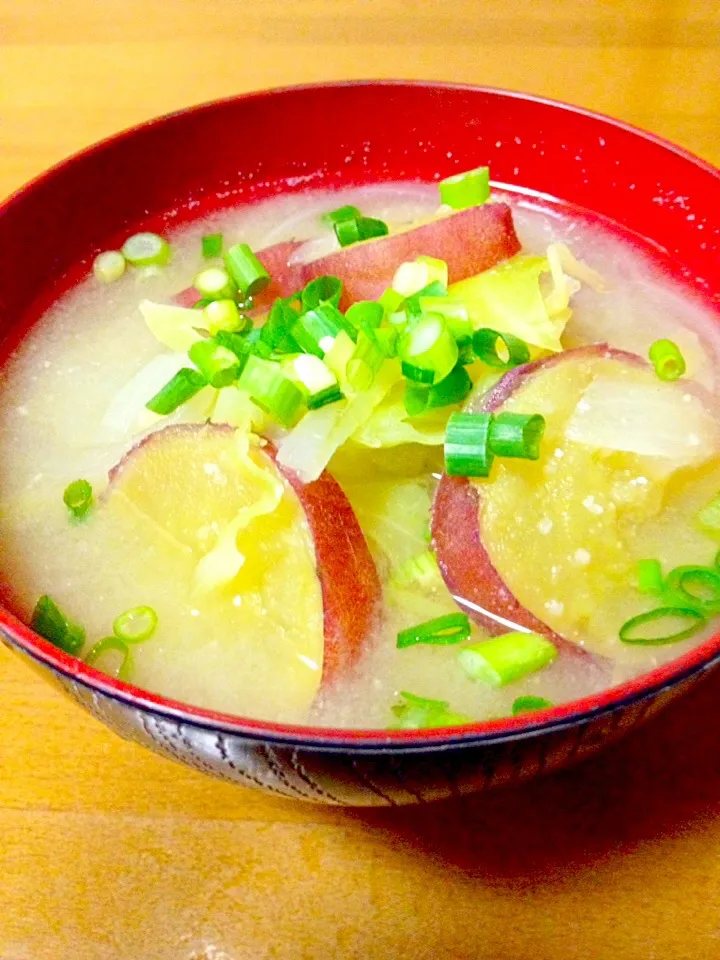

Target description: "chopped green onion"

left=637, top=558, right=664, bottom=595
left=238, top=314, right=255, bottom=336
left=456, top=335, right=475, bottom=365
left=416, top=255, right=448, bottom=286
left=334, top=218, right=362, bottom=247
left=512, top=695, right=553, bottom=716
left=391, top=551, right=442, bottom=590
left=347, top=330, right=387, bottom=391
left=473, top=328, right=531, bottom=369
left=439, top=166, right=490, bottom=209
left=696, top=493, right=720, bottom=535
left=397, top=612, right=471, bottom=648
left=194, top=267, right=237, bottom=301
left=202, top=233, right=223, bottom=259
left=307, top=384, right=344, bottom=410
left=402, top=280, right=447, bottom=319
left=237, top=355, right=305, bottom=426
left=388, top=310, right=410, bottom=334
left=301, top=276, right=343, bottom=311
left=390, top=691, right=471, bottom=730
left=427, top=365, right=473, bottom=408
left=399, top=314, right=458, bottom=384
left=404, top=383, right=431, bottom=417
left=378, top=288, right=405, bottom=317
left=192, top=297, right=214, bottom=310
left=716, top=549, right=720, bottom=571
left=664, top=565, right=720, bottom=613
left=85, top=636, right=133, bottom=682
left=215, top=329, right=253, bottom=361
left=419, top=296, right=472, bottom=340
left=31, top=595, right=85, bottom=656
left=488, top=412, right=546, bottom=460
left=458, top=632, right=558, bottom=687
left=259, top=298, right=300, bottom=354
left=188, top=340, right=241, bottom=388
left=323, top=329, right=356, bottom=382
left=346, top=315, right=395, bottom=356
left=203, top=298, right=243, bottom=336
left=406, top=365, right=473, bottom=416
left=392, top=257, right=448, bottom=297
left=374, top=327, right=398, bottom=357
left=334, top=216, right=389, bottom=248
left=325, top=204, right=361, bottom=225
left=121, top=232, right=171, bottom=267
left=445, top=411, right=494, bottom=477
left=393, top=261, right=434, bottom=298
left=345, top=301, right=384, bottom=336
left=63, top=479, right=93, bottom=520
left=93, top=250, right=126, bottom=284
left=225, top=243, right=270, bottom=297
left=243, top=327, right=274, bottom=359
left=401, top=362, right=436, bottom=384
left=649, top=339, right=686, bottom=381
left=395, top=691, right=444, bottom=710
left=113, top=605, right=158, bottom=643
left=146, top=368, right=207, bottom=415
left=357, top=216, right=389, bottom=241
left=284, top=353, right=337, bottom=394
left=619, top=607, right=705, bottom=645
left=291, top=303, right=355, bottom=357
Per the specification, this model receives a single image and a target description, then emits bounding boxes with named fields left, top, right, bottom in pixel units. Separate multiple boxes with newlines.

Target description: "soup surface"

left=2, top=180, right=720, bottom=729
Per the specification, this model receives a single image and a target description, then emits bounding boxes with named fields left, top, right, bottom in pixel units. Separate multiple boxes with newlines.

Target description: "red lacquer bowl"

left=1, top=82, right=720, bottom=806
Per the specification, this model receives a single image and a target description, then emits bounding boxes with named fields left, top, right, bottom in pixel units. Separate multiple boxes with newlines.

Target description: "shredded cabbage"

left=139, top=300, right=210, bottom=352
left=449, top=256, right=560, bottom=352
left=323, top=330, right=356, bottom=386
left=391, top=550, right=443, bottom=590
left=100, top=353, right=189, bottom=440
left=193, top=432, right=284, bottom=596
left=544, top=247, right=580, bottom=315
left=548, top=242, right=606, bottom=293
left=100, top=353, right=215, bottom=440
left=449, top=247, right=601, bottom=354
left=276, top=362, right=401, bottom=482
left=342, top=478, right=433, bottom=574
left=210, top=386, right=270, bottom=434
left=352, top=383, right=448, bottom=448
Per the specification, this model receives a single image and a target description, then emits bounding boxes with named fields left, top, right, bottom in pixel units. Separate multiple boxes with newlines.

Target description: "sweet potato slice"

left=110, top=424, right=380, bottom=696
left=432, top=345, right=681, bottom=664
left=301, top=203, right=520, bottom=304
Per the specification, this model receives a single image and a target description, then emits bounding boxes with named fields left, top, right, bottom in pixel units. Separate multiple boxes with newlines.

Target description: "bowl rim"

left=2, top=78, right=720, bottom=752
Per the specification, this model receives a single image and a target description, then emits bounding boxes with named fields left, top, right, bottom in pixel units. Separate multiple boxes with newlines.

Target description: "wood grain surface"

left=2, top=2, right=720, bottom=958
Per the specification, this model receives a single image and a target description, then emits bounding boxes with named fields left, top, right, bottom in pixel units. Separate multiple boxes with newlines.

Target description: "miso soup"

left=2, top=175, right=720, bottom=729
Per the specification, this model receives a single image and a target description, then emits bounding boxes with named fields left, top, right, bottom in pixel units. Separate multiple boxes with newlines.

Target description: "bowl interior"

left=2, top=80, right=720, bottom=747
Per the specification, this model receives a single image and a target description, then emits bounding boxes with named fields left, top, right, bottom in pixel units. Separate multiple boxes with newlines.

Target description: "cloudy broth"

left=1, top=183, right=719, bottom=728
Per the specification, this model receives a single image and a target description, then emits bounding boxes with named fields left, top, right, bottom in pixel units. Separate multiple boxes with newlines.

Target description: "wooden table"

left=2, top=2, right=720, bottom=957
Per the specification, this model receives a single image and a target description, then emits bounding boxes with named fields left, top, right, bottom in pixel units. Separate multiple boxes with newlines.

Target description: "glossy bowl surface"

left=1, top=81, right=719, bottom=804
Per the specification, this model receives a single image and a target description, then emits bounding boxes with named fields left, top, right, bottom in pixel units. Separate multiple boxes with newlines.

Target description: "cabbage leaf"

left=193, top=432, right=284, bottom=596
left=139, top=300, right=210, bottom=352
left=352, top=382, right=450, bottom=448
left=448, top=247, right=596, bottom=354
